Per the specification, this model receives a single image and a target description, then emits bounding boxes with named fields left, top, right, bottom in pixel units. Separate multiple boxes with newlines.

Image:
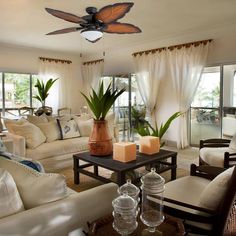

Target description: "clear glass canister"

left=118, top=179, right=140, bottom=202
left=140, top=168, right=165, bottom=234
left=112, top=192, right=138, bottom=235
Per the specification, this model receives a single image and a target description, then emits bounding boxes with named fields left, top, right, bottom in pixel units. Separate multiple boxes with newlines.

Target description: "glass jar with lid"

left=140, top=167, right=165, bottom=235
left=118, top=179, right=140, bottom=202
left=112, top=192, right=138, bottom=235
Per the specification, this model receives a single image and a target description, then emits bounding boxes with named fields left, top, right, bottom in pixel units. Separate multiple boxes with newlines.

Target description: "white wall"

left=0, top=44, right=84, bottom=114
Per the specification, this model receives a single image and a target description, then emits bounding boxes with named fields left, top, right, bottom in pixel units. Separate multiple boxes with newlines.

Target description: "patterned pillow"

left=57, top=118, right=81, bottom=140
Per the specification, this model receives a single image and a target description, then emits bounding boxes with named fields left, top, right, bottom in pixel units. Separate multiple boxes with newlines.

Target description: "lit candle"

left=113, top=142, right=136, bottom=163
left=139, top=136, right=160, bottom=155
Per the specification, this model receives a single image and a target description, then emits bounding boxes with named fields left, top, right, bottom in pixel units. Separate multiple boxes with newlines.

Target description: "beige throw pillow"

left=199, top=167, right=234, bottom=210
left=0, top=168, right=25, bottom=218
left=4, top=118, right=28, bottom=133
left=27, top=114, right=48, bottom=125
left=36, top=121, right=60, bottom=142
left=11, top=123, right=46, bottom=149
left=0, top=158, right=68, bottom=209
left=76, top=118, right=94, bottom=137
left=57, top=118, right=81, bottom=139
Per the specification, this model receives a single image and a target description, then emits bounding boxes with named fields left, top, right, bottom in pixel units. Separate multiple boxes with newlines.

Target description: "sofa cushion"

left=4, top=118, right=28, bottom=133
left=27, top=114, right=48, bottom=125
left=76, top=118, right=93, bottom=137
left=36, top=121, right=60, bottom=142
left=0, top=158, right=68, bottom=209
left=57, top=118, right=81, bottom=140
left=199, top=147, right=236, bottom=167
left=229, top=133, right=236, bottom=150
left=26, top=136, right=89, bottom=160
left=0, top=168, right=25, bottom=218
left=11, top=122, right=46, bottom=149
left=199, top=167, right=234, bottom=210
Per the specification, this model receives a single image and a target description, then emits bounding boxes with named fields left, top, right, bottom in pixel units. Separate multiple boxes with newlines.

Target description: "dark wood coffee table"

left=73, top=149, right=177, bottom=186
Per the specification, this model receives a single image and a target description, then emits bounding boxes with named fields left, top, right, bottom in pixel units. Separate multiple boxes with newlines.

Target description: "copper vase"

left=89, top=120, right=113, bottom=156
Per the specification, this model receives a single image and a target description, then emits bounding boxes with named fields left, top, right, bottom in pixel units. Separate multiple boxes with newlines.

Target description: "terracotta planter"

left=89, top=120, right=113, bottom=156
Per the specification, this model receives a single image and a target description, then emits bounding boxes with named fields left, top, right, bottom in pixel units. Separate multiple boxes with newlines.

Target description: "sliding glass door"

left=190, top=63, right=236, bottom=146
left=190, top=66, right=221, bottom=145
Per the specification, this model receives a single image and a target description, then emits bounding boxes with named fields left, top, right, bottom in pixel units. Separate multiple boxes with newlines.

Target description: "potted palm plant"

left=81, top=82, right=125, bottom=156
left=34, top=78, right=58, bottom=116
left=136, top=112, right=181, bottom=147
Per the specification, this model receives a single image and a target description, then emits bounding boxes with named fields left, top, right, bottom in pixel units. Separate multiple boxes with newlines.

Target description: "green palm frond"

left=81, top=82, right=125, bottom=120
left=34, top=78, right=58, bottom=106
left=136, top=112, right=181, bottom=147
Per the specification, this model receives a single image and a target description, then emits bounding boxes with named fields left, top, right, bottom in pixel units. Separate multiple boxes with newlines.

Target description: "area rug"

left=59, top=146, right=199, bottom=193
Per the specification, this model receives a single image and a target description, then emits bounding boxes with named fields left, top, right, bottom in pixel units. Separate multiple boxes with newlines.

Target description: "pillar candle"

left=113, top=142, right=136, bottom=163
left=139, top=136, right=160, bottom=155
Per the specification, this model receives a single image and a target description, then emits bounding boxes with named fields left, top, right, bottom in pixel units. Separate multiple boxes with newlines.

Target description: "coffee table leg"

left=94, top=165, right=98, bottom=176
left=74, top=158, right=80, bottom=184
left=171, top=154, right=177, bottom=180
left=117, top=171, right=126, bottom=186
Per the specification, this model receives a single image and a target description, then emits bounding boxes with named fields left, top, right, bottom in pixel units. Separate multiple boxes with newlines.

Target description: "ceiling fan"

left=45, top=2, right=141, bottom=43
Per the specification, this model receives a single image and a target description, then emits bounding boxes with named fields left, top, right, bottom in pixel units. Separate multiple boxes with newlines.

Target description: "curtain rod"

left=83, top=59, right=104, bottom=66
left=132, top=39, right=212, bottom=57
left=39, top=57, right=72, bottom=64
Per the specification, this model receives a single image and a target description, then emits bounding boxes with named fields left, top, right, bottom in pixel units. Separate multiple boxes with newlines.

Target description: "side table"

left=87, top=214, right=185, bottom=236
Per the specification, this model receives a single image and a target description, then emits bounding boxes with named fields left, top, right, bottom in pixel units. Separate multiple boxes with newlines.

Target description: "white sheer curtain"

left=81, top=60, right=104, bottom=94
left=38, top=60, right=71, bottom=113
left=133, top=50, right=167, bottom=122
left=168, top=41, right=211, bottom=148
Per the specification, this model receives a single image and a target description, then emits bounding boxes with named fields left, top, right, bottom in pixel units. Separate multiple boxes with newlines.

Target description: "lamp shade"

left=80, top=29, right=103, bottom=41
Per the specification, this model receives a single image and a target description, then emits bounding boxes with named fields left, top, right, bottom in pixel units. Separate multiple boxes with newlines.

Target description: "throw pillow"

left=0, top=168, right=25, bottom=218
left=229, top=133, right=236, bottom=150
left=4, top=118, right=28, bottom=133
left=27, top=114, right=48, bottom=125
left=11, top=123, right=46, bottom=149
left=57, top=118, right=81, bottom=139
left=0, top=158, right=68, bottom=209
left=76, top=118, right=94, bottom=137
left=36, top=121, right=60, bottom=142
left=199, top=167, right=234, bottom=210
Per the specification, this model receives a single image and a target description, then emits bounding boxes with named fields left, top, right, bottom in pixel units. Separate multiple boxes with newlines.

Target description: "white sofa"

left=0, top=157, right=118, bottom=236
left=5, top=114, right=119, bottom=172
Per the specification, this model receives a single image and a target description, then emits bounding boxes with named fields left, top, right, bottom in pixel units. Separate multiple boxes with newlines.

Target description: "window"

left=191, top=63, right=236, bottom=146
left=0, top=72, right=38, bottom=118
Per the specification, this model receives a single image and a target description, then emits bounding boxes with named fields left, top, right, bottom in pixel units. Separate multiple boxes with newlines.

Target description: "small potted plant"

left=81, top=82, right=125, bottom=156
left=34, top=78, right=58, bottom=116
left=136, top=112, right=181, bottom=147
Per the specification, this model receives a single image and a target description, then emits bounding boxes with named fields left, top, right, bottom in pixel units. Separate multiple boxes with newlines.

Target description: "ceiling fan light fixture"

left=80, top=29, right=103, bottom=41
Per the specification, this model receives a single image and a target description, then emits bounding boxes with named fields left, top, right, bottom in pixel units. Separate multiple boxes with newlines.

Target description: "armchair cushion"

left=199, top=147, right=236, bottom=167
left=229, top=133, right=236, bottom=150
left=0, top=158, right=67, bottom=209
left=199, top=167, right=234, bottom=210
left=0, top=168, right=25, bottom=218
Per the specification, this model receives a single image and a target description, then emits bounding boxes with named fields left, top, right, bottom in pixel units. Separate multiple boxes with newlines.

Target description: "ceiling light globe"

left=80, top=30, right=103, bottom=41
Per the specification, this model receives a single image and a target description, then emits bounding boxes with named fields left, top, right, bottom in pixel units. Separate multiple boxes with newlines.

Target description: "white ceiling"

left=1, top=0, right=236, bottom=56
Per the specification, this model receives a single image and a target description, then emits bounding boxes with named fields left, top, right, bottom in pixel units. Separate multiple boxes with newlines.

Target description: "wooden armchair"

left=199, top=139, right=236, bottom=168
left=162, top=164, right=236, bottom=235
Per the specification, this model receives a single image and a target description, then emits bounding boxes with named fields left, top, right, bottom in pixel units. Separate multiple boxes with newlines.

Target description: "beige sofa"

left=0, top=157, right=118, bottom=236
left=5, top=113, right=118, bottom=172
